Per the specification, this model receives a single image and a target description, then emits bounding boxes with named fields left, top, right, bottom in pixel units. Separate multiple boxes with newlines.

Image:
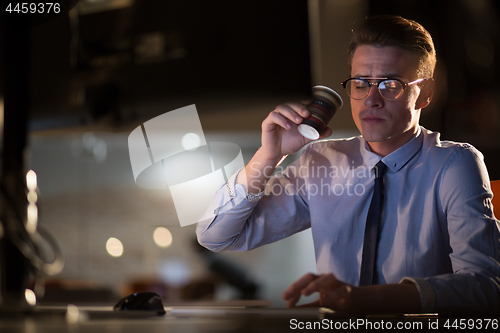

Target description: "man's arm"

left=196, top=103, right=332, bottom=250
left=237, top=103, right=330, bottom=194
left=424, top=144, right=500, bottom=316
left=282, top=273, right=421, bottom=315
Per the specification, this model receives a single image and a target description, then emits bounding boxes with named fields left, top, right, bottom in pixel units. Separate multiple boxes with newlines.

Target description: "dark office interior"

left=0, top=0, right=499, bottom=331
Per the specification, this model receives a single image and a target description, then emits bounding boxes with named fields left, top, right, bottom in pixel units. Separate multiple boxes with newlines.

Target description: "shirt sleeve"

left=399, top=277, right=436, bottom=313
left=196, top=155, right=312, bottom=253
left=418, top=144, right=500, bottom=316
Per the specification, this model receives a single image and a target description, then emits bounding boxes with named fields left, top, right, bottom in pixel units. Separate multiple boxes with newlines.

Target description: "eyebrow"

left=354, top=74, right=403, bottom=79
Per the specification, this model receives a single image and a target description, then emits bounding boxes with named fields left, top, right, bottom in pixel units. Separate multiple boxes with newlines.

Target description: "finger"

left=285, top=294, right=302, bottom=308
left=302, top=274, right=341, bottom=296
left=282, top=273, right=318, bottom=300
left=282, top=273, right=319, bottom=308
left=263, top=110, right=294, bottom=131
left=283, top=102, right=310, bottom=118
left=275, top=103, right=309, bottom=124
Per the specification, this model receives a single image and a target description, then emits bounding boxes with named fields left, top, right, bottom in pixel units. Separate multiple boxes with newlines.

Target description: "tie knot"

left=374, top=161, right=387, bottom=179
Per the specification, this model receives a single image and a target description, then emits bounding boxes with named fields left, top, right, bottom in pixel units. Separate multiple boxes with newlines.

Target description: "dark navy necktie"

left=359, top=161, right=388, bottom=286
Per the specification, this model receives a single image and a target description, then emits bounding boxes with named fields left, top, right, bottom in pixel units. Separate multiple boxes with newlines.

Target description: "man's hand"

left=260, top=103, right=332, bottom=162
left=282, top=273, right=421, bottom=316
left=282, top=273, right=355, bottom=313
left=239, top=103, right=333, bottom=194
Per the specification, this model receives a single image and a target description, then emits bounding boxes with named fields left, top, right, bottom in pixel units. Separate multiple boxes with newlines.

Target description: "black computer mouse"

left=113, top=291, right=166, bottom=315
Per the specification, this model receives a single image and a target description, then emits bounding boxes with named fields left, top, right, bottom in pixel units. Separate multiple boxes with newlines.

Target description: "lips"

left=362, top=115, right=385, bottom=124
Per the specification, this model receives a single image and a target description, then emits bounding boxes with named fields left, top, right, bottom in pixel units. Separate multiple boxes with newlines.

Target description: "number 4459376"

left=444, top=318, right=498, bottom=330
left=6, top=2, right=61, bottom=14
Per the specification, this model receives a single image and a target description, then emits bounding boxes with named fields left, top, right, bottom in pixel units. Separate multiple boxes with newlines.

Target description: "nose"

left=364, top=84, right=384, bottom=108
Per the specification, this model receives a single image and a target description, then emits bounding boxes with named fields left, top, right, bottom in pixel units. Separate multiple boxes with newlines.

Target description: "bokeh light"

left=106, top=237, right=124, bottom=257
left=153, top=227, right=173, bottom=247
left=25, top=289, right=36, bottom=306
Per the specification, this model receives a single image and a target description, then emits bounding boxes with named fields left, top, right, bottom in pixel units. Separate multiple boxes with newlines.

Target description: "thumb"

left=319, top=127, right=333, bottom=139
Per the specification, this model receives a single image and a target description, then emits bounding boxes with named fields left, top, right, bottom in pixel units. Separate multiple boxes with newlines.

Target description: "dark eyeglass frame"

left=340, top=77, right=431, bottom=101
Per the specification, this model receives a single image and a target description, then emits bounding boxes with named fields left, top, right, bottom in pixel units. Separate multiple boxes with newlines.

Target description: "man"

left=196, top=15, right=500, bottom=316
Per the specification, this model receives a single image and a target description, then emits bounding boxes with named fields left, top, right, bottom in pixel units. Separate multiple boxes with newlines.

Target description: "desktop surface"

left=0, top=302, right=449, bottom=333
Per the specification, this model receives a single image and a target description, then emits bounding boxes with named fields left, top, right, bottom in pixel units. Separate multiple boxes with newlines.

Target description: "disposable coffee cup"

left=298, top=85, right=343, bottom=140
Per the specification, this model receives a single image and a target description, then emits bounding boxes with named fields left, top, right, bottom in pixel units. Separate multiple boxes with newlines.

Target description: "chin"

left=359, top=130, right=388, bottom=143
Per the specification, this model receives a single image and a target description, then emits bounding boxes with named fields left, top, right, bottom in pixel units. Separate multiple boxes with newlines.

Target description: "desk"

left=0, top=306, right=327, bottom=333
left=0, top=304, right=445, bottom=333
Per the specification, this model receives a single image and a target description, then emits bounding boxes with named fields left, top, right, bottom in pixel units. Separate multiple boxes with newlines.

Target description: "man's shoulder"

left=421, top=128, right=484, bottom=161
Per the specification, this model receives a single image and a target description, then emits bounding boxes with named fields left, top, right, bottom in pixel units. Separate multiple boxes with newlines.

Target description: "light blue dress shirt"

left=196, top=127, right=500, bottom=316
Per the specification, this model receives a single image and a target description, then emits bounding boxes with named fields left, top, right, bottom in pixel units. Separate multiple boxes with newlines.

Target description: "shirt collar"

left=361, top=126, right=424, bottom=173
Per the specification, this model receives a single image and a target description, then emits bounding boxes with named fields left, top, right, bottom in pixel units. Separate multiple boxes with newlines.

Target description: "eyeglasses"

left=340, top=77, right=430, bottom=101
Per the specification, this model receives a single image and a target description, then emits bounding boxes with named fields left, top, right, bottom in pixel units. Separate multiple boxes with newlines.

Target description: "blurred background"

left=1, top=0, right=499, bottom=307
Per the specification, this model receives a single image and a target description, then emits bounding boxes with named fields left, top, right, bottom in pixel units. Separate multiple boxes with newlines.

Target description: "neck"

left=367, top=127, right=419, bottom=157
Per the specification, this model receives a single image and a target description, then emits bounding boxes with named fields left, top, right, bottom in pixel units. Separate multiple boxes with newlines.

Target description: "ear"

left=416, top=81, right=434, bottom=109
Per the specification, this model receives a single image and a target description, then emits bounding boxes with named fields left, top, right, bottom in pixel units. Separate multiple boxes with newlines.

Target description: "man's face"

left=350, top=45, right=429, bottom=154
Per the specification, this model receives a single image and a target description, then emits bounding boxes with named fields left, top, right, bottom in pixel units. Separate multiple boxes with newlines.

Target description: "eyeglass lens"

left=345, top=79, right=403, bottom=100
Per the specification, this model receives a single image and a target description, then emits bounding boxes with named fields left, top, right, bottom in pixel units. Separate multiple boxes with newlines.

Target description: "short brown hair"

left=347, top=15, right=436, bottom=78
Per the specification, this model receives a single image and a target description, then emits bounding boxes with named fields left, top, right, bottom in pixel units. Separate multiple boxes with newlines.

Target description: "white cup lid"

left=298, top=124, right=320, bottom=140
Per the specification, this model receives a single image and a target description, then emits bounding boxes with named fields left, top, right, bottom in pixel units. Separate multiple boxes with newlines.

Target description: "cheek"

left=393, top=106, right=413, bottom=124
left=405, top=89, right=421, bottom=109
left=350, top=101, right=363, bottom=118
left=397, top=93, right=419, bottom=121
left=351, top=106, right=363, bottom=128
